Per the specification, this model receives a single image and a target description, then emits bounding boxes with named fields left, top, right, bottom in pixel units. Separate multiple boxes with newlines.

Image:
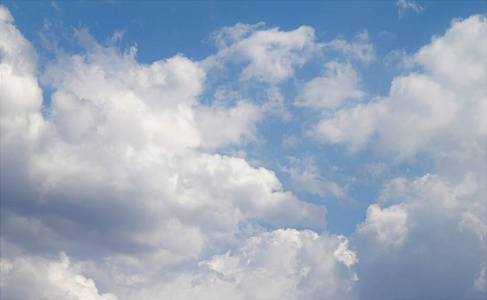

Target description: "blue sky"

left=1, top=1, right=486, bottom=299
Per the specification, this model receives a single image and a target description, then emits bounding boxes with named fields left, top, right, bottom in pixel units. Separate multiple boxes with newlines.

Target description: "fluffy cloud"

left=108, top=229, right=357, bottom=300
left=311, top=15, right=487, bottom=160
left=205, top=23, right=317, bottom=84
left=195, top=100, right=262, bottom=148
left=0, top=6, right=340, bottom=299
left=1, top=4, right=486, bottom=299
left=3, top=22, right=375, bottom=271
left=311, top=101, right=384, bottom=152
left=356, top=204, right=408, bottom=250
left=303, top=13, right=486, bottom=299
left=354, top=173, right=486, bottom=299
left=0, top=5, right=43, bottom=141
left=0, top=230, right=357, bottom=300
left=202, top=24, right=373, bottom=122
left=198, top=229, right=357, bottom=300
left=0, top=253, right=118, bottom=300
left=295, top=62, right=364, bottom=110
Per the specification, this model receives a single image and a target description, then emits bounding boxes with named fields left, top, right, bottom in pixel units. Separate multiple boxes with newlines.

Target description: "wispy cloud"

left=396, top=0, right=423, bottom=19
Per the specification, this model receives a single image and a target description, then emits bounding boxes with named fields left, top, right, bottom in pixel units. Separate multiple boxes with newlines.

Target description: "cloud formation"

left=311, top=15, right=487, bottom=160
left=1, top=252, right=118, bottom=300
left=0, top=6, right=342, bottom=299
left=295, top=62, right=364, bottom=110
left=396, top=0, right=423, bottom=19
left=205, top=23, right=317, bottom=84
left=0, top=4, right=485, bottom=300
left=355, top=173, right=486, bottom=299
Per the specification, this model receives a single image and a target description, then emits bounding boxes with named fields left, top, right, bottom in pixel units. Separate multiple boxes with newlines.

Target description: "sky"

left=0, top=1, right=486, bottom=299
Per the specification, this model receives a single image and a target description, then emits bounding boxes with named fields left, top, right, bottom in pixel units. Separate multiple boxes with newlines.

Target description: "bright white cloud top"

left=0, top=2, right=486, bottom=300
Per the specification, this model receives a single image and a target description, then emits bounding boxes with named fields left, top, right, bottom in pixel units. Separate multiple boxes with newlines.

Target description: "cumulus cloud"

left=311, top=15, right=487, bottom=160
left=0, top=5, right=43, bottom=141
left=109, top=229, right=356, bottom=300
left=1, top=4, right=486, bottom=300
left=0, top=253, right=118, bottom=300
left=198, top=229, right=357, bottom=300
left=3, top=52, right=325, bottom=263
left=311, top=101, right=384, bottom=152
left=75, top=229, right=356, bottom=300
left=305, top=13, right=487, bottom=299
left=0, top=6, right=341, bottom=299
left=354, top=173, right=486, bottom=299
left=295, top=62, right=364, bottom=110
left=195, top=100, right=262, bottom=149
left=0, top=230, right=357, bottom=300
left=202, top=24, right=373, bottom=122
left=357, top=204, right=408, bottom=250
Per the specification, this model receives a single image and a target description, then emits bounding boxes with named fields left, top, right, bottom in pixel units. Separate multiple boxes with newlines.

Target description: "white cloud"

left=321, top=35, right=375, bottom=64
left=375, top=73, right=459, bottom=157
left=0, top=253, right=118, bottom=300
left=311, top=101, right=384, bottom=152
left=0, top=5, right=44, bottom=141
left=197, top=229, right=357, bottom=300
left=295, top=62, right=364, bottom=110
left=300, top=14, right=487, bottom=299
left=1, top=5, right=486, bottom=299
left=0, top=7, right=332, bottom=299
left=203, top=25, right=374, bottom=122
left=195, top=100, right=262, bottom=149
left=204, top=23, right=317, bottom=84
left=280, top=157, right=345, bottom=198
left=415, top=15, right=487, bottom=94
left=354, top=173, right=486, bottom=298
left=311, top=15, right=487, bottom=160
left=80, top=229, right=357, bottom=300
left=357, top=204, right=408, bottom=250
left=396, top=0, right=423, bottom=19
